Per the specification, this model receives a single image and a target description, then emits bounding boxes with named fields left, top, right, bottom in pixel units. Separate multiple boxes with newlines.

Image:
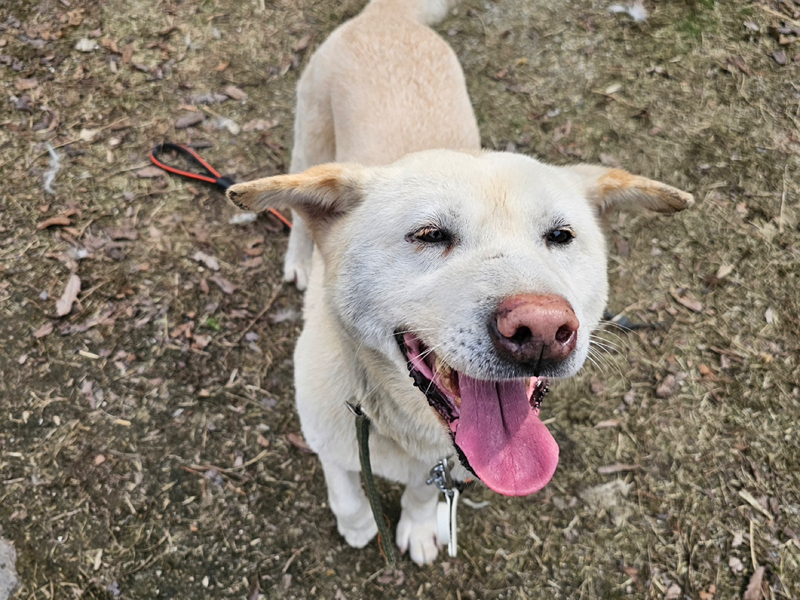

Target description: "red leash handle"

left=150, top=143, right=292, bottom=229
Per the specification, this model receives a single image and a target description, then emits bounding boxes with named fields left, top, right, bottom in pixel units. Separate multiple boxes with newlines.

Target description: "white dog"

left=228, top=0, right=692, bottom=565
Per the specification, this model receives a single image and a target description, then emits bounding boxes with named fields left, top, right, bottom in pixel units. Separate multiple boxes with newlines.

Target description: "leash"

left=345, top=402, right=462, bottom=565
left=347, top=402, right=397, bottom=567
left=149, top=142, right=292, bottom=229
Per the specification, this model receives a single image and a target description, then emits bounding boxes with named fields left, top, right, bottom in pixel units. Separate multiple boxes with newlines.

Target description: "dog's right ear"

left=226, top=163, right=368, bottom=232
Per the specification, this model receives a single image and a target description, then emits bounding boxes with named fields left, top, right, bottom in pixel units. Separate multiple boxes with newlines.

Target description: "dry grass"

left=0, top=0, right=798, bottom=598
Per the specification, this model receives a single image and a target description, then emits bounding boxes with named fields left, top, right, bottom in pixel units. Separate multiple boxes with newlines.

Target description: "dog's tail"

left=365, top=0, right=459, bottom=26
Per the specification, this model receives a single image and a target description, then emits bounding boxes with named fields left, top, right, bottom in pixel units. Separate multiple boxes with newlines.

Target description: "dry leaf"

left=716, top=264, right=733, bottom=279
left=742, top=565, right=765, bottom=598
left=597, top=463, right=638, bottom=474
left=33, top=322, right=54, bottom=338
left=293, top=33, right=312, bottom=52
left=175, top=112, right=205, bottom=129
left=37, top=215, right=72, bottom=230
left=15, top=78, right=38, bottom=91
left=223, top=85, right=247, bottom=101
left=100, top=37, right=119, bottom=53
left=243, top=118, right=278, bottom=132
left=191, top=251, right=220, bottom=271
left=285, top=433, right=314, bottom=454
left=665, top=584, right=681, bottom=600
left=75, top=38, right=96, bottom=52
left=105, top=226, right=138, bottom=240
left=595, top=419, right=620, bottom=429
left=729, top=556, right=744, bottom=573
left=135, top=166, right=165, bottom=178
left=670, top=287, right=703, bottom=313
left=764, top=307, right=774, bottom=324
left=56, top=274, right=81, bottom=316
left=209, top=274, right=237, bottom=295
left=773, top=50, right=788, bottom=65
left=257, top=435, right=270, bottom=448
left=656, top=374, right=679, bottom=398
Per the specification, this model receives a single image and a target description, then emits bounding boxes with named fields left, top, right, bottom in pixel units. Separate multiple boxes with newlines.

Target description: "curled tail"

left=365, top=0, right=459, bottom=25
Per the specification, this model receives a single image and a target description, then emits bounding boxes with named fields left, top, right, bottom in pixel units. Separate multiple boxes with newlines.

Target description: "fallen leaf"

left=223, top=85, right=247, bottom=101
left=665, top=584, right=681, bottom=600
left=241, top=256, right=263, bottom=269
left=192, top=334, right=211, bottom=349
left=74, top=38, right=96, bottom=52
left=727, top=55, right=751, bottom=75
left=94, top=454, right=106, bottom=466
left=738, top=490, right=774, bottom=520
left=215, top=60, right=230, bottom=71
left=79, top=128, right=100, bottom=142
left=597, top=463, right=638, bottom=475
left=175, top=112, right=205, bottom=129
left=209, top=274, right=237, bottom=295
left=56, top=274, right=81, bottom=316
left=243, top=118, right=278, bottom=132
left=191, top=251, right=220, bottom=271
left=33, top=322, right=54, bottom=338
left=285, top=433, right=314, bottom=454
left=15, top=78, right=38, bottom=91
left=100, top=37, right=119, bottom=53
left=764, top=307, right=774, bottom=324
left=595, top=419, right=620, bottom=429
left=293, top=33, right=312, bottom=52
left=257, top=435, right=270, bottom=448
left=716, top=264, right=734, bottom=279
left=656, top=374, right=679, bottom=398
left=729, top=556, right=744, bottom=573
left=670, top=287, right=703, bottom=313
left=135, top=166, right=165, bottom=178
left=37, top=216, right=72, bottom=230
left=773, top=50, right=788, bottom=65
left=105, top=226, right=137, bottom=240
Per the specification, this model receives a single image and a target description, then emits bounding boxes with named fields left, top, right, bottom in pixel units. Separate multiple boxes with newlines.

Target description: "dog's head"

left=228, top=150, right=692, bottom=495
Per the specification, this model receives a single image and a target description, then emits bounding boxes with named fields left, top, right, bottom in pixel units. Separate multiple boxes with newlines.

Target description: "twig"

left=756, top=4, right=800, bottom=27
left=224, top=283, right=283, bottom=358
left=778, top=164, right=788, bottom=234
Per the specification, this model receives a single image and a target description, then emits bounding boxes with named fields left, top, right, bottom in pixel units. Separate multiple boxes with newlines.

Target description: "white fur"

left=232, top=0, right=692, bottom=566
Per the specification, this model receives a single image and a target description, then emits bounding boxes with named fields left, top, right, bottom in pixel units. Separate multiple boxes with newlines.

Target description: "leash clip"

left=427, top=458, right=459, bottom=557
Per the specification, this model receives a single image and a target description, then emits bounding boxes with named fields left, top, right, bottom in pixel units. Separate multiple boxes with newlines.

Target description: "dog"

left=227, top=0, right=693, bottom=565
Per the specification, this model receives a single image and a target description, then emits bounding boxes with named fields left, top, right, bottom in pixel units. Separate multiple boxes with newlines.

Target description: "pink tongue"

left=455, top=375, right=559, bottom=496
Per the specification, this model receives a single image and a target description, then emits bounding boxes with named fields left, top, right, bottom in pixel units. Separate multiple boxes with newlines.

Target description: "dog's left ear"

left=570, top=165, right=694, bottom=215
left=226, top=163, right=368, bottom=231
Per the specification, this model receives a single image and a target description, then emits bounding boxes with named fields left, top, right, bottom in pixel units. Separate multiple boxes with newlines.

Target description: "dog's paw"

left=283, top=224, right=314, bottom=291
left=396, top=513, right=440, bottom=566
left=283, top=253, right=311, bottom=291
left=336, top=511, right=378, bottom=549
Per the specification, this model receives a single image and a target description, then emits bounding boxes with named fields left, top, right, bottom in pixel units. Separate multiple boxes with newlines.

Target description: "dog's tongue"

left=455, top=375, right=558, bottom=496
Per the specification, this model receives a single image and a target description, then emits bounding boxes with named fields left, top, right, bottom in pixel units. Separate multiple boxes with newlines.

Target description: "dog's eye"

left=545, top=228, right=575, bottom=245
left=412, top=227, right=452, bottom=244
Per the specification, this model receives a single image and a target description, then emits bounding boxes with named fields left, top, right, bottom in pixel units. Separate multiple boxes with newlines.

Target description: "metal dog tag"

left=427, top=458, right=459, bottom=557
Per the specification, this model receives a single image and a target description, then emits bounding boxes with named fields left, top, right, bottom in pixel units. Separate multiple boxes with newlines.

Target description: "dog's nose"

left=490, top=293, right=579, bottom=367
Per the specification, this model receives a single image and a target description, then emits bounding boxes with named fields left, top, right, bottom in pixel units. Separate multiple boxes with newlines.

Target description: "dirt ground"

left=1, top=0, right=799, bottom=598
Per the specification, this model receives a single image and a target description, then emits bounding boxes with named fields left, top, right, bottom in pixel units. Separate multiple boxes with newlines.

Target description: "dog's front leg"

left=283, top=210, right=314, bottom=291
left=397, top=473, right=440, bottom=566
left=320, top=458, right=379, bottom=549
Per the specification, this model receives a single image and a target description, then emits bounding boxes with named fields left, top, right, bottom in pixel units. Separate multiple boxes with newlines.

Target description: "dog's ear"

left=226, top=163, right=367, bottom=229
left=570, top=165, right=694, bottom=215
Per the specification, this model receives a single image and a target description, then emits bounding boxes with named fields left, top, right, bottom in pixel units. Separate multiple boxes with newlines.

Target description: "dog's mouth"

left=397, top=332, right=559, bottom=496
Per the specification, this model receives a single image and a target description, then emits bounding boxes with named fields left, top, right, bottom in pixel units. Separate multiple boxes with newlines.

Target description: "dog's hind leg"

left=284, top=56, right=336, bottom=291
left=320, top=458, right=379, bottom=548
left=396, top=471, right=440, bottom=565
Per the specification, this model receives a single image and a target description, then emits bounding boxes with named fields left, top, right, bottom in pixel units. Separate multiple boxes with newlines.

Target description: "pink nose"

left=490, top=294, right=579, bottom=367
